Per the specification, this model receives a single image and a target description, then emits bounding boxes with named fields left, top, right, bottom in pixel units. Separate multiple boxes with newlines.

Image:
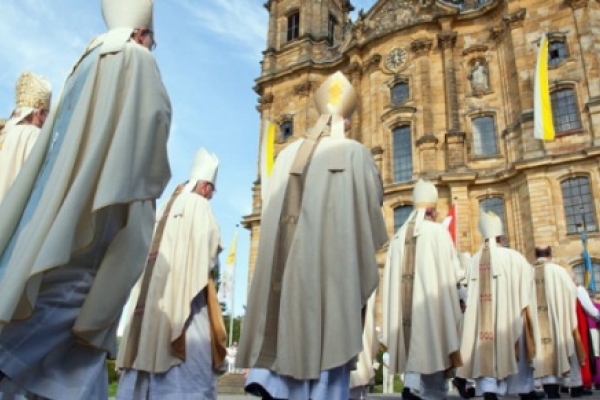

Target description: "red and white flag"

left=443, top=202, right=458, bottom=247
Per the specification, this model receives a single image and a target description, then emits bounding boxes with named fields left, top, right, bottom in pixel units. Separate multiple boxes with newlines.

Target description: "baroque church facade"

left=242, top=0, right=600, bottom=308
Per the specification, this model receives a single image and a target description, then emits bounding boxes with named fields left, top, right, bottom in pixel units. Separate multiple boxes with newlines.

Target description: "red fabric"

left=577, top=299, right=593, bottom=388
left=444, top=203, right=457, bottom=246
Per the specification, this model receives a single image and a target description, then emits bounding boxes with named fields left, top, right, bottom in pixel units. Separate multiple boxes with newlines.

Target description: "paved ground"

left=112, top=389, right=600, bottom=399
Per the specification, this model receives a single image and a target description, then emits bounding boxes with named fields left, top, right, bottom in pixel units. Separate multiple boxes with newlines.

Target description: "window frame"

left=572, top=261, right=600, bottom=291
left=560, top=176, right=598, bottom=234
left=471, top=114, right=499, bottom=157
left=327, top=14, right=337, bottom=45
left=550, top=87, right=582, bottom=136
left=390, top=81, right=410, bottom=106
left=287, top=12, right=300, bottom=42
left=394, top=205, right=414, bottom=232
left=547, top=39, right=569, bottom=68
left=279, top=120, right=294, bottom=141
left=391, top=125, right=413, bottom=183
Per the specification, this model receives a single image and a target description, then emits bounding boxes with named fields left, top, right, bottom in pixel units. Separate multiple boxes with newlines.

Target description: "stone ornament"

left=468, top=61, right=490, bottom=93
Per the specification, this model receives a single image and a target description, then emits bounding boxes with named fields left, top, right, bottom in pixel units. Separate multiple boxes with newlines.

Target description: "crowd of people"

left=0, top=1, right=597, bottom=400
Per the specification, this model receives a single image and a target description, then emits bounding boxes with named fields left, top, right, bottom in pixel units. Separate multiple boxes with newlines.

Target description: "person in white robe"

left=117, top=148, right=226, bottom=400
left=0, top=71, right=51, bottom=204
left=236, top=71, right=388, bottom=400
left=457, top=212, right=540, bottom=400
left=530, top=246, right=583, bottom=399
left=350, top=293, right=380, bottom=400
left=0, top=1, right=171, bottom=399
left=382, top=179, right=464, bottom=400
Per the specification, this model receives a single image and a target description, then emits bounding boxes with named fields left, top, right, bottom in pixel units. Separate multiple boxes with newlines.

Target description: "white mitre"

left=189, top=147, right=219, bottom=187
left=412, top=179, right=438, bottom=209
left=102, top=0, right=153, bottom=31
left=314, top=71, right=358, bottom=118
left=478, top=211, right=503, bottom=240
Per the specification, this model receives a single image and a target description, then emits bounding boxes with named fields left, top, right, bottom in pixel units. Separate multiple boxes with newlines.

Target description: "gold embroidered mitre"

left=15, top=72, right=52, bottom=111
left=478, top=211, right=503, bottom=240
left=412, top=179, right=438, bottom=209
left=313, top=71, right=358, bottom=118
left=102, top=0, right=153, bottom=30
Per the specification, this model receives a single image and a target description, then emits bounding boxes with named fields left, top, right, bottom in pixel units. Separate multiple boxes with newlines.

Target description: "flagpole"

left=228, top=225, right=239, bottom=347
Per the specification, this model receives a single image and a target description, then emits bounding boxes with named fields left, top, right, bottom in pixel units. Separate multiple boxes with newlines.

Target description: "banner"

left=533, top=34, right=556, bottom=141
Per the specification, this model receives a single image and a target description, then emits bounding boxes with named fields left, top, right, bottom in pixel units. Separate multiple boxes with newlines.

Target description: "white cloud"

left=173, top=0, right=268, bottom=61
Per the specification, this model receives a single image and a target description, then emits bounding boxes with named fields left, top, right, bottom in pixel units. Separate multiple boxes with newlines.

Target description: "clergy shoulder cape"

left=532, top=261, right=578, bottom=379
left=236, top=136, right=388, bottom=380
left=350, top=291, right=379, bottom=389
left=0, top=124, right=41, bottom=204
left=458, top=246, right=539, bottom=380
left=0, top=36, right=171, bottom=354
left=382, top=218, right=463, bottom=375
left=118, top=191, right=221, bottom=373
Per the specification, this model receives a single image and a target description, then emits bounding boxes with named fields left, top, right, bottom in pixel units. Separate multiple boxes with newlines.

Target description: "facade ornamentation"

left=468, top=61, right=490, bottom=92
left=411, top=38, right=433, bottom=54
left=565, top=0, right=588, bottom=9
left=503, top=8, right=527, bottom=29
left=293, top=81, right=313, bottom=96
left=437, top=31, right=458, bottom=49
left=489, top=25, right=506, bottom=42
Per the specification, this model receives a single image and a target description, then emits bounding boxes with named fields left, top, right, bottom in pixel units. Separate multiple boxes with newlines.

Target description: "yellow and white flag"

left=533, top=34, right=555, bottom=141
left=260, top=120, right=275, bottom=206
left=218, top=229, right=238, bottom=306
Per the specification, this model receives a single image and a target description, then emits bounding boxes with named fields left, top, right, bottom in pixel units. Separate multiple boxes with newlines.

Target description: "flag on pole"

left=260, top=120, right=276, bottom=206
left=218, top=229, right=238, bottom=306
left=582, top=228, right=596, bottom=292
left=533, top=33, right=556, bottom=141
left=442, top=202, right=458, bottom=247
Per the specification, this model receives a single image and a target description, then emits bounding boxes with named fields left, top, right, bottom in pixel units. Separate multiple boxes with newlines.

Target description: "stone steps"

left=218, top=372, right=246, bottom=395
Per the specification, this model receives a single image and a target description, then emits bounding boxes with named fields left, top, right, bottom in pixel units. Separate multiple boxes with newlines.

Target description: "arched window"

left=392, top=125, right=412, bottom=183
left=551, top=88, right=581, bottom=133
left=572, top=262, right=600, bottom=291
left=287, top=12, right=300, bottom=42
left=561, top=177, right=597, bottom=234
left=280, top=120, right=293, bottom=140
left=391, top=82, right=409, bottom=105
left=479, top=197, right=507, bottom=238
left=472, top=116, right=498, bottom=156
left=394, top=205, right=413, bottom=232
left=327, top=14, right=337, bottom=45
left=548, top=40, right=569, bottom=67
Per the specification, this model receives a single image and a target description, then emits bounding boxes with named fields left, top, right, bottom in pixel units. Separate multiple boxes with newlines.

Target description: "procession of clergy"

left=0, top=1, right=598, bottom=400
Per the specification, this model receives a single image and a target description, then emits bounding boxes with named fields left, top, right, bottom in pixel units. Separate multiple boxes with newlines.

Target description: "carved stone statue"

left=468, top=61, right=489, bottom=92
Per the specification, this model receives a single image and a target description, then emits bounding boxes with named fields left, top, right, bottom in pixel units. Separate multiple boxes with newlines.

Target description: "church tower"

left=262, top=0, right=354, bottom=72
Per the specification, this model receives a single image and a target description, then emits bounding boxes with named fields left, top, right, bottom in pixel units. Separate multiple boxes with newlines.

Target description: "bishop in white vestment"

left=0, top=1, right=171, bottom=398
left=117, top=148, right=225, bottom=400
left=237, top=72, right=388, bottom=400
left=531, top=246, right=583, bottom=399
left=0, top=72, right=51, bottom=204
left=457, top=212, right=539, bottom=400
left=382, top=179, right=463, bottom=400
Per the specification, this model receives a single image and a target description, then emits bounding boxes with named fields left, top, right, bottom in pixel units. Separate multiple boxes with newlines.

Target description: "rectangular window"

left=561, top=177, right=597, bottom=234
left=287, top=13, right=300, bottom=42
left=394, top=205, right=414, bottom=232
left=551, top=88, right=582, bottom=133
left=328, top=14, right=336, bottom=45
left=472, top=116, right=498, bottom=156
left=393, top=126, right=412, bottom=183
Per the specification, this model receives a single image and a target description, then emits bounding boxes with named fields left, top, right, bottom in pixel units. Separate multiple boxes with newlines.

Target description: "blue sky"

left=0, top=0, right=376, bottom=318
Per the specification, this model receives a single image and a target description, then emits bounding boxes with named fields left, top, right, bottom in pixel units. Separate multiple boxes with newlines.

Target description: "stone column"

left=345, top=62, right=363, bottom=142
left=437, top=31, right=459, bottom=132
